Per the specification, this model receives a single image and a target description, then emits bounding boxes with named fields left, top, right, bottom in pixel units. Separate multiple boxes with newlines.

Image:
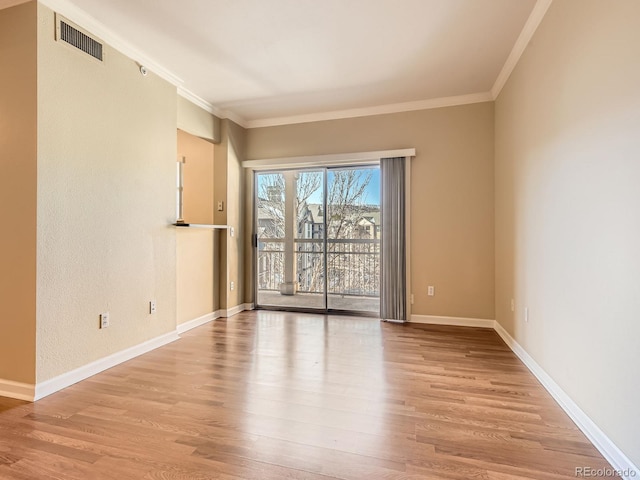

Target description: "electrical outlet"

left=217, top=201, right=224, bottom=211
left=524, top=306, right=529, bottom=323
left=229, top=226, right=235, bottom=237
left=510, top=299, right=515, bottom=312
left=427, top=286, right=435, bottom=296
left=230, top=281, right=235, bottom=291
left=100, top=312, right=110, bottom=329
left=150, top=300, right=156, bottom=314
left=410, top=293, right=414, bottom=305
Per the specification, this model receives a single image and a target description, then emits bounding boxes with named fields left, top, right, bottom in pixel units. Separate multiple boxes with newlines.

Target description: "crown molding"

left=245, top=92, right=493, bottom=129
left=177, top=87, right=219, bottom=117
left=177, top=88, right=249, bottom=128
left=218, top=109, right=249, bottom=129
left=491, top=0, right=553, bottom=99
left=39, top=0, right=183, bottom=87
left=37, top=0, right=550, bottom=129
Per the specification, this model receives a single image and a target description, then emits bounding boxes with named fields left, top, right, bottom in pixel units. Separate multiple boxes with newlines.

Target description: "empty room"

left=0, top=0, right=638, bottom=479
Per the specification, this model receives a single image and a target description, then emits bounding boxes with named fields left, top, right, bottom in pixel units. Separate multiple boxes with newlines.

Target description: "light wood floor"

left=0, top=311, right=618, bottom=479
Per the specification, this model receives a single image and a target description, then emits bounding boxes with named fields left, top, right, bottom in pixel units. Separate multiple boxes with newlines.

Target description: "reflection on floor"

left=0, top=311, right=617, bottom=479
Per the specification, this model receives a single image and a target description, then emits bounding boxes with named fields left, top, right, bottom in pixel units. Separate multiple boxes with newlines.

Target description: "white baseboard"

left=0, top=379, right=35, bottom=402
left=177, top=312, right=219, bottom=334
left=33, top=330, right=180, bottom=401
left=220, top=303, right=254, bottom=318
left=6, top=304, right=636, bottom=479
left=177, top=303, right=255, bottom=334
left=410, top=314, right=494, bottom=329
left=29, top=303, right=255, bottom=401
left=494, top=322, right=639, bottom=480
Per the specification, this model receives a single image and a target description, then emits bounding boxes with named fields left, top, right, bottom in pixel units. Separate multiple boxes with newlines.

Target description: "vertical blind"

left=380, top=157, right=407, bottom=322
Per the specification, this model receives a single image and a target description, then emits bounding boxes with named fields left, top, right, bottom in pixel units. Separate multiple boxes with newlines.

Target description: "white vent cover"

left=55, top=14, right=104, bottom=62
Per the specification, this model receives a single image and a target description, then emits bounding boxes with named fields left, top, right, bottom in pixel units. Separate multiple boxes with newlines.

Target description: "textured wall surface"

left=246, top=103, right=495, bottom=320
left=495, top=0, right=640, bottom=467
left=0, top=1, right=37, bottom=384
left=36, top=4, right=177, bottom=382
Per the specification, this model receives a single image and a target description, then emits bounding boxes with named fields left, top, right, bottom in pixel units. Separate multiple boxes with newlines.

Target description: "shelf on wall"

left=172, top=223, right=229, bottom=229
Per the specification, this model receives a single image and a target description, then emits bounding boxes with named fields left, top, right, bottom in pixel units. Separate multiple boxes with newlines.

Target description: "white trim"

left=178, top=304, right=253, bottom=333
left=245, top=92, right=493, bottom=129
left=405, top=313, right=638, bottom=477
left=9, top=303, right=255, bottom=402
left=491, top=0, right=553, bottom=99
left=494, top=322, right=639, bottom=480
left=220, top=303, right=252, bottom=318
left=410, top=314, right=495, bottom=329
left=38, top=0, right=253, bottom=128
left=34, top=330, right=180, bottom=401
left=177, top=312, right=218, bottom=334
left=39, top=0, right=182, bottom=87
left=0, top=379, right=35, bottom=402
left=177, top=87, right=219, bottom=118
left=177, top=88, right=249, bottom=128
left=243, top=149, right=416, bottom=170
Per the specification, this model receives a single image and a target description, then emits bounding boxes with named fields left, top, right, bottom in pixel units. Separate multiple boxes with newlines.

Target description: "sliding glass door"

left=255, top=165, right=380, bottom=315
left=326, top=167, right=380, bottom=313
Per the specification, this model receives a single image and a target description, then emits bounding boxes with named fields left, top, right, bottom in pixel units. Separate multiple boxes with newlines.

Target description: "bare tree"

left=327, top=169, right=372, bottom=240
left=257, top=168, right=378, bottom=297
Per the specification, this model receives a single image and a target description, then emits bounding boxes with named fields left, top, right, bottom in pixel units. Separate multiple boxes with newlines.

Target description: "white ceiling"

left=5, top=0, right=543, bottom=127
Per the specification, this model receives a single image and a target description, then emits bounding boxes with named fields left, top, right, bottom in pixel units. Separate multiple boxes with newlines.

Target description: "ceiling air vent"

left=56, top=15, right=104, bottom=62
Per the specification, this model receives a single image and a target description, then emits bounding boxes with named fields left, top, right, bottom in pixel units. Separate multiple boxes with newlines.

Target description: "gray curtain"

left=380, top=157, right=406, bottom=322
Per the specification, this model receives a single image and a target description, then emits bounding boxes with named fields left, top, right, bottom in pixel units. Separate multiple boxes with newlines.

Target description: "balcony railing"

left=257, top=239, right=380, bottom=298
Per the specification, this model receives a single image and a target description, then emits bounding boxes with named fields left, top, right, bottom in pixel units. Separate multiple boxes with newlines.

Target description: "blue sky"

left=308, top=167, right=380, bottom=205
left=258, top=167, right=380, bottom=206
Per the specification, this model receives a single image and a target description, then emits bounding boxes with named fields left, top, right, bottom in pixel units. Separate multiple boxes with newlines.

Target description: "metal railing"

left=257, top=239, right=380, bottom=297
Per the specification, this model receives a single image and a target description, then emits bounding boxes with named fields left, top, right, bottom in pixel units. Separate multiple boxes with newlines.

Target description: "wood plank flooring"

left=0, top=311, right=619, bottom=479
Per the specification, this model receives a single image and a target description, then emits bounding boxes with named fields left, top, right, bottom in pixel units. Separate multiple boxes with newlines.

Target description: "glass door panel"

left=256, top=172, right=285, bottom=308
left=256, top=170, right=325, bottom=310
left=326, top=166, right=381, bottom=314
left=294, top=170, right=325, bottom=309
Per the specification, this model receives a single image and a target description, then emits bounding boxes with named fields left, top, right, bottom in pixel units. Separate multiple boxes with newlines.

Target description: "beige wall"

left=177, top=95, right=220, bottom=144
left=36, top=4, right=177, bottom=382
left=495, top=0, right=640, bottom=467
left=226, top=120, right=246, bottom=308
left=246, top=103, right=495, bottom=319
left=176, top=228, right=217, bottom=323
left=213, top=119, right=246, bottom=310
left=178, top=129, right=214, bottom=224
left=0, top=1, right=37, bottom=384
left=176, top=129, right=217, bottom=324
